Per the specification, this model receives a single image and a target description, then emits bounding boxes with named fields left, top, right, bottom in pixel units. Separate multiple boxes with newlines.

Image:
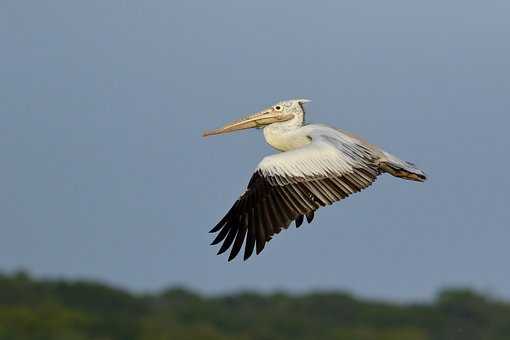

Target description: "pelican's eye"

left=273, top=105, right=283, bottom=111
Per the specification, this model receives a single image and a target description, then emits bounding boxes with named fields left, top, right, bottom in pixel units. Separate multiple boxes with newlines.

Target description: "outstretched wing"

left=210, top=134, right=381, bottom=261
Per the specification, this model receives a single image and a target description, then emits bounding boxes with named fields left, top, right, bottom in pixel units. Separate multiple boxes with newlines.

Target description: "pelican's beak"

left=203, top=109, right=292, bottom=137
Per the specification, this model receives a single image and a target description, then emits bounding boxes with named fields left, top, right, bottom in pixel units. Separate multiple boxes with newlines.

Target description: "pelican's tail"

left=378, top=152, right=427, bottom=182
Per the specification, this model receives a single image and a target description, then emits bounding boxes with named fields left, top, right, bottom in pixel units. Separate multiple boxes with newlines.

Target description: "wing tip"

left=295, top=215, right=304, bottom=228
left=306, top=211, right=315, bottom=223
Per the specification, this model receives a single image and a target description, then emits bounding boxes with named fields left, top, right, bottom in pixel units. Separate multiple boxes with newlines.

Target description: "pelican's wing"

left=210, top=134, right=381, bottom=261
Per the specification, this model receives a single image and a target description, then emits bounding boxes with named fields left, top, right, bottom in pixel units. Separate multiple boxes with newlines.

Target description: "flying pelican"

left=203, top=99, right=426, bottom=261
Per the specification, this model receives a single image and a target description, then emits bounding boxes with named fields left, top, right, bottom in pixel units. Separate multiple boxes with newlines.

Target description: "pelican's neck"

left=262, top=121, right=309, bottom=152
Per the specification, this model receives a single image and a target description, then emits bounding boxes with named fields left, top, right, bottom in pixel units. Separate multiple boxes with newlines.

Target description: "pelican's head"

left=203, top=99, right=310, bottom=137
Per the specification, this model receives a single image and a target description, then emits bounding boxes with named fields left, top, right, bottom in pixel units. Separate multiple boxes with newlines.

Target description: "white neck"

left=263, top=122, right=309, bottom=152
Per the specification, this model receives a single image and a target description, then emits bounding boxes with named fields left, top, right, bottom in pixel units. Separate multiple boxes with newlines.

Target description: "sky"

left=1, top=1, right=509, bottom=301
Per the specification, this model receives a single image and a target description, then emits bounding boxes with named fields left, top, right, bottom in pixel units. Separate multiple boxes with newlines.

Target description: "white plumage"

left=204, top=99, right=426, bottom=261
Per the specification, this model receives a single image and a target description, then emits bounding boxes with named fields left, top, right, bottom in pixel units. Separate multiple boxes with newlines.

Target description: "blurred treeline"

left=1, top=272, right=509, bottom=340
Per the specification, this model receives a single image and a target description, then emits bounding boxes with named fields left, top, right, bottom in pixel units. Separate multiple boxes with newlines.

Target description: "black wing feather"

left=210, top=166, right=378, bottom=261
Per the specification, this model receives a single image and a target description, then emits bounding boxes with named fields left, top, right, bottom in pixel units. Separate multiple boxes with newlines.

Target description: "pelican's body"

left=204, top=99, right=426, bottom=261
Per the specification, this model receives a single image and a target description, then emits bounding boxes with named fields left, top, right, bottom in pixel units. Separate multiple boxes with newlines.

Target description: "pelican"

left=203, top=99, right=426, bottom=261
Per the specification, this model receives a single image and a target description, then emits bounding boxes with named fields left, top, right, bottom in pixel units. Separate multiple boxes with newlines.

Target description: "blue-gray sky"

left=1, top=1, right=509, bottom=301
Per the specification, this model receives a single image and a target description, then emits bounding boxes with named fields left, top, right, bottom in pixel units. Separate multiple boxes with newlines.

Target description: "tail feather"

left=378, top=152, right=427, bottom=182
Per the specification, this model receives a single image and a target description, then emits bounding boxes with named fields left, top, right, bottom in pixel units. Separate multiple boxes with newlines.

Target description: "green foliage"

left=1, top=272, right=509, bottom=340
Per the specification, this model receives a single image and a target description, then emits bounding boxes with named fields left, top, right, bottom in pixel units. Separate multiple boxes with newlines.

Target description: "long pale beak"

left=203, top=110, right=292, bottom=137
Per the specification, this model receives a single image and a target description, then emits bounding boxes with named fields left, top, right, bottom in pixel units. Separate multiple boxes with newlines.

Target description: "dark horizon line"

left=2, top=269, right=505, bottom=305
